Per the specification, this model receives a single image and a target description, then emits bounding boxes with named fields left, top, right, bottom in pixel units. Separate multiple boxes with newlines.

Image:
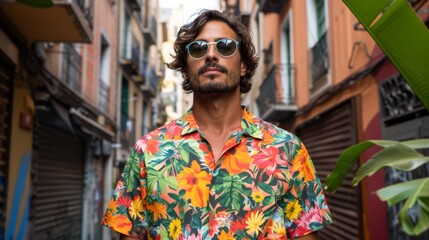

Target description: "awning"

left=69, top=107, right=114, bottom=141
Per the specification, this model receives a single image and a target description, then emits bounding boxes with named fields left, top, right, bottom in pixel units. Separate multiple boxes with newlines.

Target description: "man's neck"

left=192, top=90, right=243, bottom=134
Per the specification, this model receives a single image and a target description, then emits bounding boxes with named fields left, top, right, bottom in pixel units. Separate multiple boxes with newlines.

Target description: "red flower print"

left=253, top=146, right=287, bottom=175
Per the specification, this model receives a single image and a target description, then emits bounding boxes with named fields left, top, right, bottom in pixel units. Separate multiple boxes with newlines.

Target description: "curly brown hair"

left=166, top=9, right=259, bottom=93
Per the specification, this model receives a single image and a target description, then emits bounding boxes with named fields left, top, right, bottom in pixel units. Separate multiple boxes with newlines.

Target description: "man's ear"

left=240, top=62, right=246, bottom=76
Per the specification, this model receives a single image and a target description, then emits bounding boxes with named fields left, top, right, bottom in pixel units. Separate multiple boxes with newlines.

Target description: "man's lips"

left=203, top=67, right=222, bottom=74
left=198, top=64, right=227, bottom=75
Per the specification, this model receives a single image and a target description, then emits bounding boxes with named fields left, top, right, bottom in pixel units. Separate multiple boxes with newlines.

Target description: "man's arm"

left=119, top=234, right=135, bottom=240
left=293, top=232, right=319, bottom=240
left=293, top=232, right=318, bottom=240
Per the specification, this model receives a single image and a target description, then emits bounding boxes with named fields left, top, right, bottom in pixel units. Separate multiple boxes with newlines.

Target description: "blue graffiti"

left=6, top=152, right=30, bottom=240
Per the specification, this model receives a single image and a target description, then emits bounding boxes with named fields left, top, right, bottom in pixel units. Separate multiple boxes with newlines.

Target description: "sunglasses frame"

left=185, top=38, right=239, bottom=59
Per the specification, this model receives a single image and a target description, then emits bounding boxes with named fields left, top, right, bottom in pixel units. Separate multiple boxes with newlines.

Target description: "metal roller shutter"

left=296, top=100, right=362, bottom=240
left=0, top=57, right=13, bottom=240
left=32, top=119, right=84, bottom=240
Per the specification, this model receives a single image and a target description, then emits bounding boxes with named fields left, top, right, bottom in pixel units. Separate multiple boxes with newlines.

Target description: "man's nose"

left=205, top=43, right=219, bottom=62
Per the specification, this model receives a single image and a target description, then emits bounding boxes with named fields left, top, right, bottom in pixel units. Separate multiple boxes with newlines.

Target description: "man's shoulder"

left=252, top=115, right=300, bottom=143
left=139, top=118, right=184, bottom=140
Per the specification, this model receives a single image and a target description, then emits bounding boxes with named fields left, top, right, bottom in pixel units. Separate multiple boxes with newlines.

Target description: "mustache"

left=198, top=63, right=228, bottom=75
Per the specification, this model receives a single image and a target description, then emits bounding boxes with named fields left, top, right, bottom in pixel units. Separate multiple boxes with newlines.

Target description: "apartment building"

left=0, top=0, right=162, bottom=239
left=115, top=0, right=163, bottom=172
left=222, top=0, right=429, bottom=239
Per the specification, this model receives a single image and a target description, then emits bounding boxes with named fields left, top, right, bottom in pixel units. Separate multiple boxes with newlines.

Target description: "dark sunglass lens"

left=216, top=39, right=237, bottom=56
left=189, top=41, right=208, bottom=58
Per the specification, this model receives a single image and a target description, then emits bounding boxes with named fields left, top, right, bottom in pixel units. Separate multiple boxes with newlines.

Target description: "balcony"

left=126, top=0, right=142, bottom=11
left=61, top=44, right=81, bottom=92
left=0, top=0, right=93, bottom=43
left=258, top=0, right=288, bottom=13
left=309, top=32, right=329, bottom=93
left=140, top=67, right=159, bottom=98
left=143, top=16, right=157, bottom=45
left=256, top=64, right=297, bottom=122
left=120, top=42, right=140, bottom=76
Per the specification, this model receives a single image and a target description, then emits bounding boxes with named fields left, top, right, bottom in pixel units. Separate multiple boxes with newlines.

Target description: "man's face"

left=186, top=20, right=246, bottom=94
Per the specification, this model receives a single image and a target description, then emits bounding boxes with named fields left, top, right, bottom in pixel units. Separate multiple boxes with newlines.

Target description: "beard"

left=189, top=72, right=240, bottom=94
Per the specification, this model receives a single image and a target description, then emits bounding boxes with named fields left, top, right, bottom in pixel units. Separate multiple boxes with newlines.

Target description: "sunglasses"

left=185, top=38, right=239, bottom=59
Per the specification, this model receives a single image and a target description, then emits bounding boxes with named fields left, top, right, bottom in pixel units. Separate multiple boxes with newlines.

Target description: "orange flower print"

left=176, top=160, right=212, bottom=208
left=147, top=201, right=167, bottom=221
left=262, top=130, right=275, bottom=145
left=218, top=230, right=235, bottom=240
left=243, top=107, right=256, bottom=123
left=185, top=114, right=198, bottom=129
left=101, top=212, right=132, bottom=235
left=223, top=139, right=251, bottom=174
left=291, top=143, right=315, bottom=181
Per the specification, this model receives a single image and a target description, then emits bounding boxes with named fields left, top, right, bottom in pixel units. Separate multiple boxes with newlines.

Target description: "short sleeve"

left=284, top=137, right=333, bottom=238
left=101, top=148, right=149, bottom=238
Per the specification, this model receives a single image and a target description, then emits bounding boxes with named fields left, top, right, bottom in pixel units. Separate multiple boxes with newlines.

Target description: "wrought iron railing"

left=257, top=64, right=295, bottom=118
left=143, top=16, right=157, bottom=45
left=310, top=32, right=329, bottom=87
left=131, top=43, right=140, bottom=69
left=257, top=66, right=276, bottom=115
left=379, top=74, right=425, bottom=123
left=76, top=0, right=94, bottom=30
left=99, top=80, right=110, bottom=114
left=61, top=44, right=81, bottom=92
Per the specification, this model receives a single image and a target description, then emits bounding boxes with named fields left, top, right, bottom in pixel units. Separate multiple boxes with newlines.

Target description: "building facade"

left=222, top=0, right=429, bottom=239
left=0, top=1, right=163, bottom=239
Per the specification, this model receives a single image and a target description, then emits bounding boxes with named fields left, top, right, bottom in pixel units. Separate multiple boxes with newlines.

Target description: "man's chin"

left=193, top=83, right=238, bottom=94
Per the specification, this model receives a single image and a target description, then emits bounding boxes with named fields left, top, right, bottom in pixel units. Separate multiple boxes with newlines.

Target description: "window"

left=306, top=0, right=329, bottom=94
left=281, top=16, right=294, bottom=105
left=99, top=34, right=110, bottom=113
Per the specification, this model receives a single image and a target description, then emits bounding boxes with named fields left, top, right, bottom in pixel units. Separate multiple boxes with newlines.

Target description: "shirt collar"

left=178, top=106, right=263, bottom=140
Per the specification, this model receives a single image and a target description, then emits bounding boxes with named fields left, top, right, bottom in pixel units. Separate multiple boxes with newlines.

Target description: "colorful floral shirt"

left=101, top=107, right=332, bottom=239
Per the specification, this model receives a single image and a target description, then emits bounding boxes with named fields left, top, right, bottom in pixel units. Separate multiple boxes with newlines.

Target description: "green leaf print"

left=178, top=140, right=204, bottom=164
left=214, top=171, right=251, bottom=210
left=123, top=150, right=141, bottom=190
left=147, top=168, right=178, bottom=193
left=262, top=195, right=275, bottom=206
left=257, top=182, right=276, bottom=195
left=152, top=142, right=175, bottom=165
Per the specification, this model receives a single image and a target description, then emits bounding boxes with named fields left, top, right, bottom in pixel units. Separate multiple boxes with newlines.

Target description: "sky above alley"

left=159, top=0, right=220, bottom=23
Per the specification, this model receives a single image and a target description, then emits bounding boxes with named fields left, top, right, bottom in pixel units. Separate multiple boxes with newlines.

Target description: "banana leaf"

left=326, top=138, right=429, bottom=236
left=342, top=0, right=429, bottom=109
left=325, top=139, right=429, bottom=192
left=352, top=143, right=429, bottom=185
left=377, top=178, right=429, bottom=235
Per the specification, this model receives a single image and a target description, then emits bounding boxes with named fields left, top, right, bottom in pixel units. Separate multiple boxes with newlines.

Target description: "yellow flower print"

left=245, top=210, right=265, bottom=236
left=169, top=218, right=182, bottom=239
left=285, top=199, right=302, bottom=221
left=129, top=197, right=143, bottom=220
left=218, top=229, right=235, bottom=240
left=270, top=220, right=286, bottom=235
left=176, top=160, right=212, bottom=208
left=251, top=190, right=264, bottom=203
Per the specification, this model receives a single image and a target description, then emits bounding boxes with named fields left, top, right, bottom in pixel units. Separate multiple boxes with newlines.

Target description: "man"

left=102, top=10, right=332, bottom=240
